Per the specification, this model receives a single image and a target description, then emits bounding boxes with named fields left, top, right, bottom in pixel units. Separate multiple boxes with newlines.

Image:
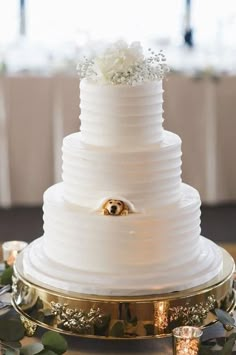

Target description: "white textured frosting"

left=62, top=131, right=182, bottom=210
left=79, top=79, right=164, bottom=146
left=23, top=182, right=223, bottom=295
left=21, top=73, right=224, bottom=296
left=43, top=183, right=201, bottom=273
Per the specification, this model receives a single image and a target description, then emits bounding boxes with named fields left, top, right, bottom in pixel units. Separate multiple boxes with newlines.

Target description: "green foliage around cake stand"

left=0, top=317, right=68, bottom=355
left=0, top=265, right=14, bottom=285
left=0, top=319, right=25, bottom=342
left=41, top=332, right=68, bottom=354
left=199, top=333, right=236, bottom=355
left=199, top=310, right=236, bottom=355
left=0, top=266, right=68, bottom=355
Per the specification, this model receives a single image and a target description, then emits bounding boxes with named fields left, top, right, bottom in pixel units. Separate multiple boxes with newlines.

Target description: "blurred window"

left=26, top=0, right=183, bottom=48
left=0, top=0, right=235, bottom=50
left=0, top=0, right=18, bottom=45
left=0, top=0, right=236, bottom=73
left=192, top=0, right=236, bottom=50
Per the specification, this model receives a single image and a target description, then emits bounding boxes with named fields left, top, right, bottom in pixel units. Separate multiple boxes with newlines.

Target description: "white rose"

left=93, top=41, right=144, bottom=82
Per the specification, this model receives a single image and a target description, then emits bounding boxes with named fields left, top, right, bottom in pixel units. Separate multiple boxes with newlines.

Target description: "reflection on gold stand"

left=12, top=248, right=235, bottom=339
left=154, top=301, right=169, bottom=334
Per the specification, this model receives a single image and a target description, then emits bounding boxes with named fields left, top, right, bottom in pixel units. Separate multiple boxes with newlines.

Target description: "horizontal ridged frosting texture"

left=21, top=71, right=223, bottom=296
left=79, top=79, right=164, bottom=146
left=22, top=182, right=223, bottom=295
left=62, top=131, right=182, bottom=210
left=43, top=183, right=201, bottom=273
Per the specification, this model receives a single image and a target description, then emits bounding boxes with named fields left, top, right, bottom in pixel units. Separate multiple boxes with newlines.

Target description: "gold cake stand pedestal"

left=12, top=248, right=235, bottom=339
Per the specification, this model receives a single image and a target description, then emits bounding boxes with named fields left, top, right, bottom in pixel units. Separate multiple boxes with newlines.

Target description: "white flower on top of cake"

left=93, top=41, right=144, bottom=83
left=77, top=40, right=169, bottom=85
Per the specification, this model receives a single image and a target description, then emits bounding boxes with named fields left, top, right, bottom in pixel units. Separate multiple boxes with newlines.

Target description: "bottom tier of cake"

left=25, top=180, right=223, bottom=296
left=23, top=235, right=222, bottom=296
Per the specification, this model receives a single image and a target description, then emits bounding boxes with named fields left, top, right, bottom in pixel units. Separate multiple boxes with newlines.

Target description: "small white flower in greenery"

left=77, top=40, right=169, bottom=85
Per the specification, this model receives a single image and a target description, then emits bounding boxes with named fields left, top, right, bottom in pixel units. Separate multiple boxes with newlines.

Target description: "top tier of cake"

left=79, top=79, right=164, bottom=147
left=62, top=42, right=178, bottom=210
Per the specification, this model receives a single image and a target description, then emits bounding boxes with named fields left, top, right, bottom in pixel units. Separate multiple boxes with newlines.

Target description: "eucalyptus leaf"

left=201, top=339, right=217, bottom=347
left=41, top=331, right=68, bottom=354
left=220, top=335, right=236, bottom=355
left=4, top=342, right=21, bottom=349
left=0, top=319, right=25, bottom=341
left=214, top=309, right=235, bottom=327
left=216, top=337, right=228, bottom=347
left=198, top=345, right=214, bottom=355
left=20, top=343, right=44, bottom=355
left=0, top=267, right=13, bottom=285
left=5, top=349, right=17, bottom=355
left=35, top=350, right=57, bottom=355
left=109, top=321, right=125, bottom=337
left=228, top=333, right=236, bottom=341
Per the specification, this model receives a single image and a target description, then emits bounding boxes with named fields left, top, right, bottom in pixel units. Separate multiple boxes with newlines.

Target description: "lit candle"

left=154, top=301, right=169, bottom=334
left=172, top=326, right=202, bottom=355
left=2, top=241, right=28, bottom=266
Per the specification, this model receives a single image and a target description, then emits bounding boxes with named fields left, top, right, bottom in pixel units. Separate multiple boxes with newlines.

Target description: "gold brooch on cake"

left=102, top=199, right=129, bottom=216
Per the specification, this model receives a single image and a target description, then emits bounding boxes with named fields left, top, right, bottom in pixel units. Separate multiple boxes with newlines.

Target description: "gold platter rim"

left=11, top=247, right=235, bottom=339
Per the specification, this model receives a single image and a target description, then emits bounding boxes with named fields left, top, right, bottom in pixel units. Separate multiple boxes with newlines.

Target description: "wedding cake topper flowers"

left=77, top=40, right=169, bottom=85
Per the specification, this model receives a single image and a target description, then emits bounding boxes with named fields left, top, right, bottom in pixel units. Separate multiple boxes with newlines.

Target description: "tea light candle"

left=2, top=241, right=28, bottom=266
left=172, top=326, right=202, bottom=355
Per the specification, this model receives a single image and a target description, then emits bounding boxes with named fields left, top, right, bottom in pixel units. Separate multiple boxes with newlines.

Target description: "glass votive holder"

left=172, top=326, right=203, bottom=355
left=2, top=241, right=28, bottom=267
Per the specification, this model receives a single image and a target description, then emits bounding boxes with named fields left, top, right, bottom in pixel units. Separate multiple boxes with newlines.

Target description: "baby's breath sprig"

left=77, top=41, right=169, bottom=85
left=76, top=56, right=96, bottom=80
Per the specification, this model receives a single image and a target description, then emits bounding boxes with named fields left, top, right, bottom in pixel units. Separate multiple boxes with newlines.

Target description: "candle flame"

left=6, top=250, right=18, bottom=266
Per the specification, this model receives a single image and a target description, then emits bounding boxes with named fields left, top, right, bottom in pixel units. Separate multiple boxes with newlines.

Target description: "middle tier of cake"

left=62, top=130, right=182, bottom=210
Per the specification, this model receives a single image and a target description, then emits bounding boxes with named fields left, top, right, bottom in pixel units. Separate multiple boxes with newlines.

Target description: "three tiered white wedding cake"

left=23, top=41, right=223, bottom=296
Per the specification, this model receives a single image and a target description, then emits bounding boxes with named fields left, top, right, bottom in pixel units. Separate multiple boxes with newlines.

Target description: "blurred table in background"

left=0, top=73, right=236, bottom=207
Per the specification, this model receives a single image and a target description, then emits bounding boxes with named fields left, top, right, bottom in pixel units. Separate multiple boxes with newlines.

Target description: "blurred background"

left=0, top=0, right=235, bottom=250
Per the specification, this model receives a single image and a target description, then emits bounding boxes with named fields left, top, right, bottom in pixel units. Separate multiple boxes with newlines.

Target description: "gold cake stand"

left=12, top=248, right=235, bottom=339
